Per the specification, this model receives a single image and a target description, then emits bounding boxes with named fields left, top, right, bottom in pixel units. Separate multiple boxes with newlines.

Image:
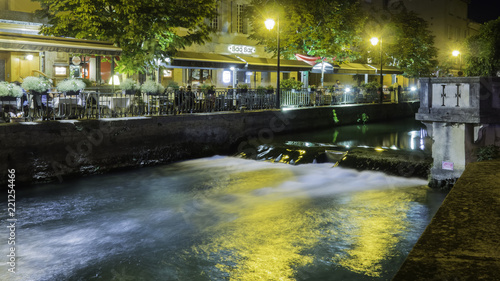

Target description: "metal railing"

left=0, top=87, right=419, bottom=121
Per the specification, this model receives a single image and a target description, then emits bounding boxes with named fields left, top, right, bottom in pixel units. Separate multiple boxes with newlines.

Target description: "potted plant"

left=266, top=85, right=274, bottom=94
left=309, top=84, right=316, bottom=92
left=166, top=81, right=180, bottom=92
left=0, top=82, right=23, bottom=101
left=21, top=76, right=52, bottom=95
left=120, top=78, right=140, bottom=95
left=200, top=83, right=215, bottom=94
left=237, top=83, right=248, bottom=93
left=280, top=78, right=303, bottom=92
left=141, top=80, right=165, bottom=95
left=361, top=81, right=380, bottom=103
left=57, top=78, right=86, bottom=95
left=256, top=86, right=266, bottom=95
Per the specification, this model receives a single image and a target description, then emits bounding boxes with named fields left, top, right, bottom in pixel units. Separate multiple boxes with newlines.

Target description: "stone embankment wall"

left=0, top=103, right=419, bottom=186
left=393, top=159, right=500, bottom=280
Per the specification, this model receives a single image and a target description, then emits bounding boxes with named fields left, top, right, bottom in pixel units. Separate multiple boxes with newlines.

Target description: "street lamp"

left=265, top=18, right=280, bottom=109
left=452, top=50, right=462, bottom=75
left=371, top=37, right=383, bottom=104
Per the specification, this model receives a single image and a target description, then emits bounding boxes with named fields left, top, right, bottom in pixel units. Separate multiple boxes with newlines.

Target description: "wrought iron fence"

left=0, top=87, right=419, bottom=122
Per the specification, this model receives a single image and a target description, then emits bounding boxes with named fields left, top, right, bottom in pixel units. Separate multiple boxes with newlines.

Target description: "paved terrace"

left=393, top=159, right=500, bottom=280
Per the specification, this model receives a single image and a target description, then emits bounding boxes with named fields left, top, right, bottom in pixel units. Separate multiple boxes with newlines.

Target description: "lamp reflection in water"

left=180, top=163, right=428, bottom=280
left=333, top=188, right=427, bottom=277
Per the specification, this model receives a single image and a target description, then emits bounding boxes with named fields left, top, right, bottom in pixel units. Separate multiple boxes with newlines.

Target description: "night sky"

left=468, top=0, right=500, bottom=23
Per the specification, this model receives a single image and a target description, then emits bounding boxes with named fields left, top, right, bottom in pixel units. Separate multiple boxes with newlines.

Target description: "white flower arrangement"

left=141, top=80, right=165, bottom=94
left=0, top=82, right=23, bottom=98
left=120, top=79, right=140, bottom=91
left=57, top=78, right=86, bottom=93
left=21, top=76, right=52, bottom=93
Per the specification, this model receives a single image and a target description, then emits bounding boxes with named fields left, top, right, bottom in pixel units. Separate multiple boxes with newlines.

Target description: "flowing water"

left=1, top=119, right=446, bottom=281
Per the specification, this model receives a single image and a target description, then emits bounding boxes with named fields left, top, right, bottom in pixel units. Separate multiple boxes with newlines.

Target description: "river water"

left=1, top=119, right=446, bottom=281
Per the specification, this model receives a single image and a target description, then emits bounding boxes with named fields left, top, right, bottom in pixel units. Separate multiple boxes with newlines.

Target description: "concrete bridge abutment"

left=416, top=77, right=500, bottom=188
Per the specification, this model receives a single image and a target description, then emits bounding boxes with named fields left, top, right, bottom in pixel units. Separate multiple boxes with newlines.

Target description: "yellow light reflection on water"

left=186, top=168, right=317, bottom=280
left=182, top=166, right=429, bottom=280
left=333, top=187, right=427, bottom=277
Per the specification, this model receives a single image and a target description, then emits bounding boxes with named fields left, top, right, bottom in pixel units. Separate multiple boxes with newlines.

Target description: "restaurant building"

left=0, top=0, right=314, bottom=90
left=0, top=0, right=479, bottom=91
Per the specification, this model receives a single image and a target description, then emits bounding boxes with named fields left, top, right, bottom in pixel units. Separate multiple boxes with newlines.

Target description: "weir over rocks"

left=0, top=103, right=419, bottom=186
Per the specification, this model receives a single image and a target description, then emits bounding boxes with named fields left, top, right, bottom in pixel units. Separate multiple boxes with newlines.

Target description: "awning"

left=366, top=64, right=402, bottom=74
left=336, top=63, right=377, bottom=74
left=236, top=55, right=312, bottom=71
left=0, top=32, right=122, bottom=55
left=170, top=51, right=246, bottom=69
left=295, top=54, right=321, bottom=66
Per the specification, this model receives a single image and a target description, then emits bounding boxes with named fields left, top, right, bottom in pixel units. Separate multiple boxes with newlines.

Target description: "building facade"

left=0, top=0, right=480, bottom=91
left=0, top=0, right=123, bottom=86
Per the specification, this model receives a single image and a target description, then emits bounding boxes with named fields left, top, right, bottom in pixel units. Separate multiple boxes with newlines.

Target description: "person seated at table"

left=334, top=80, right=343, bottom=92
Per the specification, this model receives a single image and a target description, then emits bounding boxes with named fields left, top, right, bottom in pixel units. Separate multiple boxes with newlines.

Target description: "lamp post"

left=371, top=37, right=383, bottom=104
left=452, top=50, right=462, bottom=76
left=265, top=18, right=280, bottom=109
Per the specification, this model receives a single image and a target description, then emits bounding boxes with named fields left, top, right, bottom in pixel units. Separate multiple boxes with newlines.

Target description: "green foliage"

left=247, top=0, right=366, bottom=62
left=477, top=145, right=500, bottom=162
left=359, top=9, right=437, bottom=78
left=332, top=109, right=339, bottom=123
left=21, top=76, right=52, bottom=92
left=200, top=83, right=215, bottom=92
left=464, top=17, right=500, bottom=76
left=0, top=82, right=23, bottom=98
left=34, top=0, right=217, bottom=74
left=166, top=81, right=180, bottom=91
left=141, top=80, right=165, bottom=94
left=56, top=78, right=86, bottom=92
left=357, top=112, right=369, bottom=124
left=280, top=79, right=303, bottom=90
left=81, top=78, right=93, bottom=87
left=120, top=79, right=140, bottom=91
left=256, top=86, right=266, bottom=95
left=361, top=81, right=379, bottom=93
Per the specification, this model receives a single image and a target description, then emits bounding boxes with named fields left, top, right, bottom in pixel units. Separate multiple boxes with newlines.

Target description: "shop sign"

left=222, top=71, right=231, bottom=83
left=228, top=45, right=256, bottom=55
left=72, top=56, right=81, bottom=65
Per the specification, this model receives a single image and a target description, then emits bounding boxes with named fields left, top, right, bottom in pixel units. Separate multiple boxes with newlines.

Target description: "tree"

left=247, top=0, right=366, bottom=62
left=464, top=17, right=500, bottom=76
left=34, top=0, right=217, bottom=74
left=359, top=9, right=438, bottom=78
